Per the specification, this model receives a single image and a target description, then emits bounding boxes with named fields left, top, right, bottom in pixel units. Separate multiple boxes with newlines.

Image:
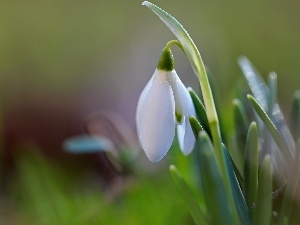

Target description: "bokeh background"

left=1, top=0, right=300, bottom=224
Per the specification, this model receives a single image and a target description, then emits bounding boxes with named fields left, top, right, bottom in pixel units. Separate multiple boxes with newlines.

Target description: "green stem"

left=165, top=40, right=184, bottom=51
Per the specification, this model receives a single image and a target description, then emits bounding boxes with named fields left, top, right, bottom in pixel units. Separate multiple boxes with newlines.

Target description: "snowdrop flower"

left=136, top=42, right=196, bottom=162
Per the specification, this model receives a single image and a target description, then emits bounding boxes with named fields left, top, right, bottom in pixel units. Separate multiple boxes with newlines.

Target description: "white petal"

left=175, top=74, right=196, bottom=116
left=136, top=70, right=176, bottom=162
left=177, top=117, right=195, bottom=155
left=166, top=70, right=184, bottom=124
left=175, top=75, right=196, bottom=155
left=136, top=76, right=153, bottom=134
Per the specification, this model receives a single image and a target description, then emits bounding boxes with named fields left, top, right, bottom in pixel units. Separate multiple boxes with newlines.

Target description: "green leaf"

left=191, top=115, right=250, bottom=224
left=253, top=155, right=273, bottom=225
left=189, top=88, right=211, bottom=138
left=233, top=99, right=249, bottom=175
left=169, top=165, right=208, bottom=225
left=248, top=94, right=293, bottom=164
left=268, top=73, right=295, bottom=160
left=189, top=116, right=203, bottom=138
left=197, top=131, right=238, bottom=225
left=277, top=140, right=300, bottom=224
left=244, top=122, right=259, bottom=215
left=268, top=72, right=277, bottom=114
left=271, top=104, right=295, bottom=158
left=238, top=56, right=269, bottom=111
left=239, top=57, right=295, bottom=160
left=222, top=144, right=251, bottom=225
left=291, top=90, right=300, bottom=140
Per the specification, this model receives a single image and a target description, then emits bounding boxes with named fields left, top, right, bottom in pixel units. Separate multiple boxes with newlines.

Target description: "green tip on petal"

left=175, top=111, right=183, bottom=123
left=157, top=47, right=174, bottom=71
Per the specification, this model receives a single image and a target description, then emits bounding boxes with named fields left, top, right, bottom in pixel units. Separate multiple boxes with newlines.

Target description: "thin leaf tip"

left=142, top=1, right=150, bottom=6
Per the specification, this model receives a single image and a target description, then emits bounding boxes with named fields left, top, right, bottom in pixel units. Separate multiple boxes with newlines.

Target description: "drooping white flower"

left=136, top=46, right=196, bottom=162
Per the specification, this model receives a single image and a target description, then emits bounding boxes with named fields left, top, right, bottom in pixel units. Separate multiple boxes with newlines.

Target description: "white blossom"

left=136, top=68, right=196, bottom=162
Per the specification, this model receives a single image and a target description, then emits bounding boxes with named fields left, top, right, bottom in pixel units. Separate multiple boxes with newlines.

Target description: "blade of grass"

left=239, top=58, right=296, bottom=159
left=222, top=144, right=251, bottom=225
left=268, top=72, right=295, bottom=155
left=268, top=72, right=277, bottom=114
left=169, top=165, right=208, bottom=225
left=272, top=104, right=295, bottom=156
left=277, top=139, right=300, bottom=224
left=244, top=122, right=259, bottom=215
left=233, top=99, right=249, bottom=176
left=291, top=90, right=300, bottom=141
left=248, top=94, right=293, bottom=164
left=253, top=155, right=273, bottom=225
left=238, top=56, right=269, bottom=111
left=188, top=88, right=211, bottom=138
left=191, top=116, right=250, bottom=224
left=197, top=131, right=239, bottom=225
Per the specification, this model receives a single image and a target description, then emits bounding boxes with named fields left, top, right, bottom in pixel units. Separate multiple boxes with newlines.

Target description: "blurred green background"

left=0, top=0, right=300, bottom=224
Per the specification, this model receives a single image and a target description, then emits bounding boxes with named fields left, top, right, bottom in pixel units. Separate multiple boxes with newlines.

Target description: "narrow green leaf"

left=197, top=131, right=238, bottom=225
left=268, top=81, right=295, bottom=186
left=267, top=72, right=294, bottom=152
left=248, top=94, right=293, bottom=164
left=268, top=72, right=277, bottom=114
left=253, top=155, right=273, bottom=225
left=244, top=122, right=259, bottom=215
left=272, top=104, right=295, bottom=157
left=222, top=144, right=251, bottom=225
left=233, top=99, right=249, bottom=175
left=268, top=73, right=295, bottom=159
left=291, top=90, right=300, bottom=140
left=189, top=117, right=206, bottom=204
left=239, top=58, right=295, bottom=159
left=189, top=116, right=203, bottom=138
left=264, top=72, right=277, bottom=169
left=238, top=56, right=269, bottom=111
left=277, top=140, right=300, bottom=224
left=169, top=165, right=207, bottom=225
left=188, top=88, right=211, bottom=138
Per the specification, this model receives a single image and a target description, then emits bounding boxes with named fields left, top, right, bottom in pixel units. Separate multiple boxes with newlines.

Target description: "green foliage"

left=0, top=149, right=190, bottom=225
left=244, top=122, right=259, bottom=214
left=196, top=131, right=234, bottom=225
left=189, top=88, right=211, bottom=138
left=170, top=165, right=207, bottom=225
left=233, top=99, right=250, bottom=176
left=253, top=155, right=273, bottom=225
